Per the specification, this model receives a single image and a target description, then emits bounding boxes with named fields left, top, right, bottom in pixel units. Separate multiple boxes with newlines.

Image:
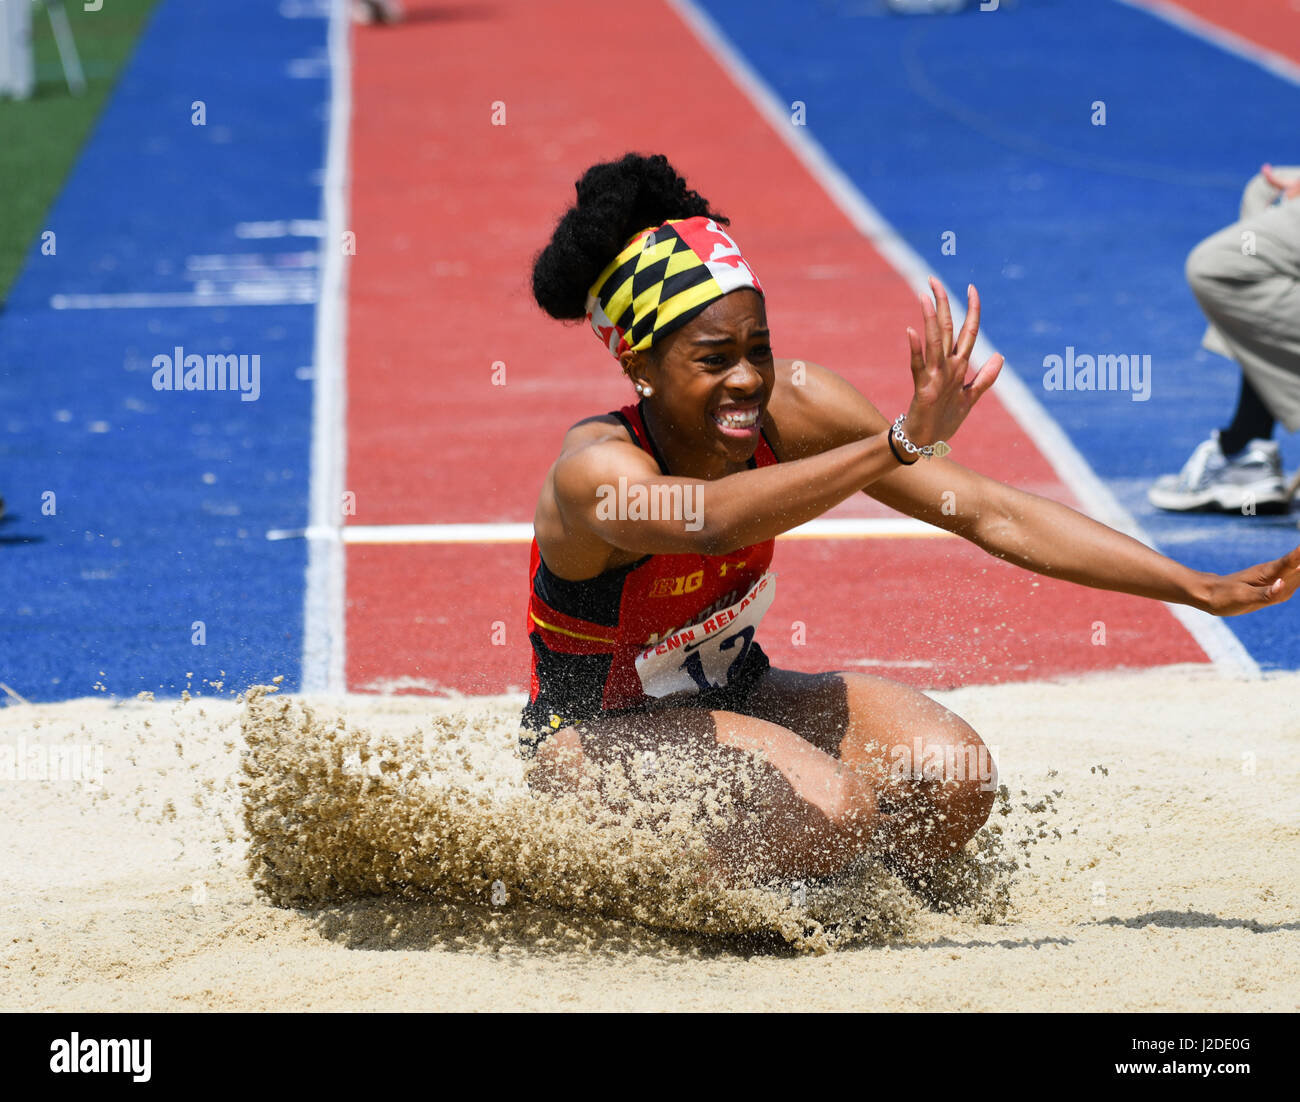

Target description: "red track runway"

left=339, top=0, right=1289, bottom=696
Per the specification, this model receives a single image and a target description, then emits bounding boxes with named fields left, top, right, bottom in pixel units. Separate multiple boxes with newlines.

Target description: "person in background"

left=1150, top=164, right=1300, bottom=515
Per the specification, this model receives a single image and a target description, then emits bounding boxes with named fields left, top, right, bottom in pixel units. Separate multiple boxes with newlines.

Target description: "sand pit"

left=2, top=666, right=1297, bottom=1012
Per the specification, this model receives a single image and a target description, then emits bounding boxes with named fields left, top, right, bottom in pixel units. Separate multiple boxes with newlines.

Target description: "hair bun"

left=532, top=153, right=727, bottom=321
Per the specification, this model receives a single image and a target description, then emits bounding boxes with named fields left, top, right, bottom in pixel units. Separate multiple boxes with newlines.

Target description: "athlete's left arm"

left=768, top=359, right=1300, bottom=617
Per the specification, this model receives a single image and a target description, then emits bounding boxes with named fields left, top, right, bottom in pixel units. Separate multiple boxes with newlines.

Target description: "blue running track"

left=2, top=0, right=1297, bottom=702
left=0, top=0, right=331, bottom=699
left=696, top=0, right=1300, bottom=670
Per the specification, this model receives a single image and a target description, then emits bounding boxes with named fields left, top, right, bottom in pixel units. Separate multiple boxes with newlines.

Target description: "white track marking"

left=783, top=517, right=951, bottom=539
left=1115, top=0, right=1300, bottom=88
left=300, top=0, right=351, bottom=694
left=186, top=251, right=318, bottom=271
left=50, top=287, right=316, bottom=309
left=235, top=220, right=327, bottom=238
left=266, top=518, right=956, bottom=543
left=664, top=0, right=1260, bottom=678
left=288, top=56, right=331, bottom=79
left=280, top=0, right=332, bottom=16
left=51, top=258, right=319, bottom=311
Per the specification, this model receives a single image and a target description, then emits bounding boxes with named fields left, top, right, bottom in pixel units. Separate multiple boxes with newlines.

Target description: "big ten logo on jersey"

left=648, top=559, right=747, bottom=598
left=648, top=569, right=704, bottom=598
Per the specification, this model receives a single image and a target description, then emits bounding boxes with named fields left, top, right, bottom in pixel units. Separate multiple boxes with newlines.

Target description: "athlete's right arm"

left=550, top=426, right=906, bottom=557
left=548, top=278, right=1001, bottom=561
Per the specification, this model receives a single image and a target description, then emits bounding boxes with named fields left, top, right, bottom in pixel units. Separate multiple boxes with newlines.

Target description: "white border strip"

left=785, top=517, right=951, bottom=540
left=664, top=0, right=1260, bottom=678
left=50, top=288, right=317, bottom=309
left=300, top=0, right=351, bottom=693
left=1114, top=0, right=1300, bottom=88
left=267, top=518, right=956, bottom=544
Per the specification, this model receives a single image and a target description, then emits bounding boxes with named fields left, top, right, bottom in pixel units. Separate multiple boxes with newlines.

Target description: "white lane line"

left=50, top=258, right=319, bottom=311
left=300, top=0, right=351, bottom=694
left=49, top=287, right=316, bottom=309
left=288, top=56, right=331, bottom=79
left=266, top=518, right=956, bottom=543
left=664, top=0, right=1259, bottom=678
left=186, top=252, right=318, bottom=271
left=1114, top=0, right=1300, bottom=88
left=235, top=219, right=327, bottom=238
left=783, top=517, right=952, bottom=539
left=280, top=0, right=331, bottom=16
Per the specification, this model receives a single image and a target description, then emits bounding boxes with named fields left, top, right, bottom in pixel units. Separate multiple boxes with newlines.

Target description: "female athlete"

left=520, top=152, right=1300, bottom=887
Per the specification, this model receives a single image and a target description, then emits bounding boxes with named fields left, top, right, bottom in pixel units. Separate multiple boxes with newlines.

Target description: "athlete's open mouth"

left=711, top=401, right=762, bottom=434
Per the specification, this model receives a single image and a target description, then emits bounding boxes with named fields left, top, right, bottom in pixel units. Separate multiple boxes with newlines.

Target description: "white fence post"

left=0, top=0, right=36, bottom=101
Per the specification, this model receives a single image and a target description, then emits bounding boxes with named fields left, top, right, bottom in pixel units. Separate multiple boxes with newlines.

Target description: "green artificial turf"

left=0, top=0, right=160, bottom=299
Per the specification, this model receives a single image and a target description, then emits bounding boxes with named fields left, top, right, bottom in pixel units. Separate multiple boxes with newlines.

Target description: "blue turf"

left=0, top=0, right=329, bottom=700
left=696, top=0, right=1300, bottom=670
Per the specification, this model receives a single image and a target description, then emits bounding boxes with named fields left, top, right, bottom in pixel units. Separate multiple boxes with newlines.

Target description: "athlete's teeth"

left=716, top=409, right=757, bottom=428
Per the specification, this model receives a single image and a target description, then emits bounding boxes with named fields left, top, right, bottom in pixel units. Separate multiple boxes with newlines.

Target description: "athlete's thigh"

left=742, top=666, right=999, bottom=864
left=526, top=704, right=860, bottom=824
left=743, top=666, right=988, bottom=772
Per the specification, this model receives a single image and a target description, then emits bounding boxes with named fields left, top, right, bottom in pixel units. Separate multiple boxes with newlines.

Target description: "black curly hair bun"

left=532, top=153, right=728, bottom=321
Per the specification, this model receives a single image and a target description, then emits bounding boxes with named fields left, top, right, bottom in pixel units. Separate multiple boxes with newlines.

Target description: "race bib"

left=634, top=573, right=776, bottom=699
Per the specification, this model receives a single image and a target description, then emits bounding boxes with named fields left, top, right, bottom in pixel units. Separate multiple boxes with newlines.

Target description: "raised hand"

left=1204, top=545, right=1300, bottom=616
left=902, top=278, right=1004, bottom=449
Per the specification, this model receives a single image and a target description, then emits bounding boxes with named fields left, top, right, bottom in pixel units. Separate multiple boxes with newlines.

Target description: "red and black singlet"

left=521, top=399, right=779, bottom=738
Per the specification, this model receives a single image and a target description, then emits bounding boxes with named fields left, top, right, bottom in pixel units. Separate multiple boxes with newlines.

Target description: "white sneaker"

left=1148, top=431, right=1290, bottom=514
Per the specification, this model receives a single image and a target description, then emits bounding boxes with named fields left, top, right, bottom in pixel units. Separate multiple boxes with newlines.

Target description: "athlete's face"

left=623, top=289, right=774, bottom=473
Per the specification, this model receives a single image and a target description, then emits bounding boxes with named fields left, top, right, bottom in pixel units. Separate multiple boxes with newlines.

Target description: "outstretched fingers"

left=954, top=283, right=981, bottom=361
left=906, top=326, right=924, bottom=379
left=1268, top=544, right=1300, bottom=594
left=929, top=276, right=954, bottom=357
left=920, top=277, right=986, bottom=370
left=919, top=289, right=944, bottom=374
left=910, top=279, right=1001, bottom=429
left=1229, top=545, right=1300, bottom=612
left=961, top=352, right=1005, bottom=400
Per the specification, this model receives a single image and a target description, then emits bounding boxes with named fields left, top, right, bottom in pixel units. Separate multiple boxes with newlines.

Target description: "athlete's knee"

left=894, top=728, right=997, bottom=837
left=931, top=738, right=997, bottom=839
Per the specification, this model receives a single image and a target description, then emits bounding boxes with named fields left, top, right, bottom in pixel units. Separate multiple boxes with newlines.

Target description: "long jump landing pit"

left=3, top=666, right=1297, bottom=1012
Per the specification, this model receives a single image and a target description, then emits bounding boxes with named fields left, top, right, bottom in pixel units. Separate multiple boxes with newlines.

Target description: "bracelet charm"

left=892, top=414, right=951, bottom=459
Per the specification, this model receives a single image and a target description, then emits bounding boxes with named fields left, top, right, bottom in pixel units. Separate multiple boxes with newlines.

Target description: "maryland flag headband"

left=585, top=216, right=764, bottom=360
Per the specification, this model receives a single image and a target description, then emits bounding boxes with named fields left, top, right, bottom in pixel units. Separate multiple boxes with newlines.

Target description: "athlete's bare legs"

left=524, top=668, right=994, bottom=884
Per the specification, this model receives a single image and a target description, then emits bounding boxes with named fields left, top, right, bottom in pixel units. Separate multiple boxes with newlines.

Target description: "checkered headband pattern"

left=584, top=216, right=763, bottom=360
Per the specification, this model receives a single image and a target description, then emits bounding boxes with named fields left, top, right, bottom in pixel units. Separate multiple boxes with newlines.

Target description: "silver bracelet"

left=892, top=414, right=950, bottom=459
